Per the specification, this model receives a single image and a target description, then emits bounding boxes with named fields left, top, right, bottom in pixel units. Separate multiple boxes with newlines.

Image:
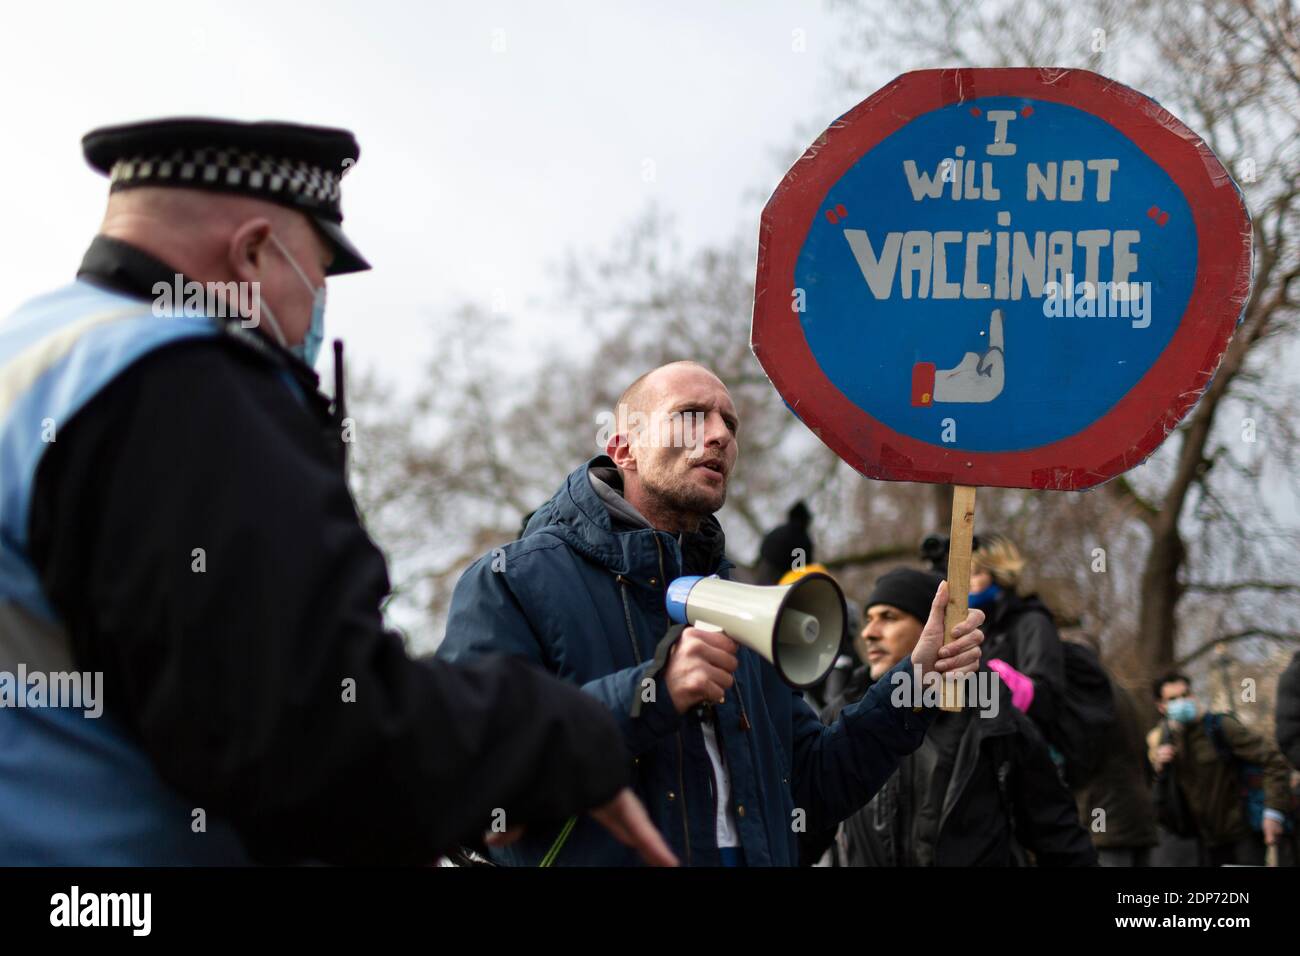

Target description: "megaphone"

left=665, top=573, right=846, bottom=688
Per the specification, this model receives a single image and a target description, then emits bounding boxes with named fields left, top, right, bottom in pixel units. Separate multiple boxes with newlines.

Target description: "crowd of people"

left=781, top=531, right=1299, bottom=868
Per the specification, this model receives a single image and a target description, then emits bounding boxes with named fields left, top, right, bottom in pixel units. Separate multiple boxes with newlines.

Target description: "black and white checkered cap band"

left=108, top=148, right=342, bottom=208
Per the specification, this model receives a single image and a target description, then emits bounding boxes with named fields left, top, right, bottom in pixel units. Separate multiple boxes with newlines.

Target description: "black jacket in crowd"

left=1278, top=651, right=1300, bottom=771
left=25, top=236, right=631, bottom=864
left=752, top=503, right=814, bottom=585
left=981, top=590, right=1065, bottom=731
left=809, top=665, right=1097, bottom=867
left=1073, top=680, right=1158, bottom=849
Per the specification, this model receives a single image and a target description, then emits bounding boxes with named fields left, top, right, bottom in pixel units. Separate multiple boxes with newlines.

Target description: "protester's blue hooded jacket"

left=437, top=456, right=934, bottom=865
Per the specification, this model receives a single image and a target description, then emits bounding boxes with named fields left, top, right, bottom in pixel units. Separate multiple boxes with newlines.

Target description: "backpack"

left=993, top=599, right=1116, bottom=788
left=1043, top=641, right=1116, bottom=788
left=1203, top=713, right=1293, bottom=833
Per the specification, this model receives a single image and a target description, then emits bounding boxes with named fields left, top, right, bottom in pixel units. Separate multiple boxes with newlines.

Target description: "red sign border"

left=751, top=68, right=1252, bottom=490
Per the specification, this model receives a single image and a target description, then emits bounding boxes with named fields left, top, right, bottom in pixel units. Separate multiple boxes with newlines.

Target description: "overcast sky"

left=3, top=1, right=1293, bottom=531
left=0, top=0, right=854, bottom=392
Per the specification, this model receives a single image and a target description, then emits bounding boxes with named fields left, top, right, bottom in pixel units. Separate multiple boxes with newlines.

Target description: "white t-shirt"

left=700, top=709, right=739, bottom=848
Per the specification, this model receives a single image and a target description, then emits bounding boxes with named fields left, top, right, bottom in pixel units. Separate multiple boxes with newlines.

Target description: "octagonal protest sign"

left=751, top=68, right=1252, bottom=490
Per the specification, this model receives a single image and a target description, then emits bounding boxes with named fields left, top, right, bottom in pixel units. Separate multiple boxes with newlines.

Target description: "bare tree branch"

left=1178, top=628, right=1300, bottom=667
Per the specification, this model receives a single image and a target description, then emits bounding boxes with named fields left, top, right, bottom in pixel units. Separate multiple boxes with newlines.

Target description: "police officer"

left=0, top=118, right=675, bottom=865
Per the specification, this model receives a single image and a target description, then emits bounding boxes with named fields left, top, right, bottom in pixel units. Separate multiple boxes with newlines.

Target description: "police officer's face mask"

left=261, top=234, right=328, bottom=367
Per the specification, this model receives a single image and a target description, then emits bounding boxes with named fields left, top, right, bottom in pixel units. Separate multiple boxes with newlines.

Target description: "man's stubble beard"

left=641, top=456, right=726, bottom=522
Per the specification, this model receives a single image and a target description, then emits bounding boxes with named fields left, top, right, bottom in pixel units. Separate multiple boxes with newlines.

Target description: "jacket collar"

left=75, top=235, right=323, bottom=390
left=78, top=235, right=185, bottom=300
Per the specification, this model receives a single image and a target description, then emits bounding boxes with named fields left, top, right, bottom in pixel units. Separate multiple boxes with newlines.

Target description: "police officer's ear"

left=228, top=218, right=275, bottom=283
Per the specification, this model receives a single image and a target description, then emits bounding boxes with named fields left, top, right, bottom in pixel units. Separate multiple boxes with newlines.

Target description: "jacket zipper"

left=676, top=731, right=692, bottom=865
left=653, top=533, right=669, bottom=595
left=654, top=532, right=692, bottom=866
left=618, top=546, right=691, bottom=868
left=615, top=576, right=643, bottom=665
left=734, top=673, right=752, bottom=731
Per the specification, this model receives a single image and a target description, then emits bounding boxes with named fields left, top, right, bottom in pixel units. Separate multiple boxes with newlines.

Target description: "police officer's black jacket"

left=24, top=236, right=629, bottom=863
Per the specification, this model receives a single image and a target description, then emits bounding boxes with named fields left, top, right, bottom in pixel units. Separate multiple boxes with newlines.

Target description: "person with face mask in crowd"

left=963, top=535, right=1065, bottom=736
left=1149, top=672, right=1292, bottom=866
left=813, top=567, right=1096, bottom=867
left=0, top=118, right=675, bottom=865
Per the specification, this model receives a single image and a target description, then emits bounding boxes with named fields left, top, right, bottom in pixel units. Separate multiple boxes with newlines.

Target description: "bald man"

left=439, top=361, right=985, bottom=866
left=0, top=119, right=674, bottom=866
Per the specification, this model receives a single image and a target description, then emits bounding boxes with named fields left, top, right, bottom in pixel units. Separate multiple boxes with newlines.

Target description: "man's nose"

left=702, top=411, right=731, bottom=448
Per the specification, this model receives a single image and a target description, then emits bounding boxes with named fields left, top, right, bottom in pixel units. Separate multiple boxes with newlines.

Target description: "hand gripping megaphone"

left=664, top=572, right=847, bottom=688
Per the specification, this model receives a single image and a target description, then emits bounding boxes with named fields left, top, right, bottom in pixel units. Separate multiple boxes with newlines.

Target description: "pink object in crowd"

left=988, top=659, right=1035, bottom=713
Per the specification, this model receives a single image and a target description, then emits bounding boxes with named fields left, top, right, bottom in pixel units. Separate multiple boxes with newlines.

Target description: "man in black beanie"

left=811, top=566, right=1096, bottom=867
left=855, top=568, right=946, bottom=679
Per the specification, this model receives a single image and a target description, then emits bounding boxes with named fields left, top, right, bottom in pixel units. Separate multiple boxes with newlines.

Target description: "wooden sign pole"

left=941, top=485, right=977, bottom=711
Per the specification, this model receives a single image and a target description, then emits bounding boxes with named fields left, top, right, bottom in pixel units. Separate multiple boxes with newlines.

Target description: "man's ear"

left=607, top=432, right=636, bottom=471
left=228, top=218, right=274, bottom=282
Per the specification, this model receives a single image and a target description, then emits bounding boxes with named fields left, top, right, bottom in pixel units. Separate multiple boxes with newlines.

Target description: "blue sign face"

left=794, top=96, right=1197, bottom=453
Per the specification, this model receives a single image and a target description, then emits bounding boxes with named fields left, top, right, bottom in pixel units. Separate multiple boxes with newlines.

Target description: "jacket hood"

left=522, top=456, right=730, bottom=579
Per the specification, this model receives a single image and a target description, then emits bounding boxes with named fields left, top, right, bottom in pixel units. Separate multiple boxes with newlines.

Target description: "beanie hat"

left=864, top=568, right=944, bottom=624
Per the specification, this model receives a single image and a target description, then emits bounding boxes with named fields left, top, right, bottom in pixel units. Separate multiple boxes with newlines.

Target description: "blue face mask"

left=1166, top=698, right=1198, bottom=724
left=968, top=582, right=1002, bottom=610
left=266, top=234, right=327, bottom=368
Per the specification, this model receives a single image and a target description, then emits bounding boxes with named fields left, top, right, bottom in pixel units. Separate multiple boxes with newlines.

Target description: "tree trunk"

left=932, top=483, right=951, bottom=534
left=1127, top=232, right=1288, bottom=678
left=1137, top=519, right=1186, bottom=680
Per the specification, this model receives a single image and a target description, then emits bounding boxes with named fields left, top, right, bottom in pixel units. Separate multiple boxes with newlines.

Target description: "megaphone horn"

left=665, top=573, right=846, bottom=688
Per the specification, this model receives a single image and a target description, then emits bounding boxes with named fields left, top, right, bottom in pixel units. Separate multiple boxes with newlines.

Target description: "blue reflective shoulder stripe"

left=0, top=281, right=221, bottom=617
left=0, top=280, right=251, bottom=864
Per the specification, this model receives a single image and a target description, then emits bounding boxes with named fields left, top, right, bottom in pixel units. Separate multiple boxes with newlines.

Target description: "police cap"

left=82, top=117, right=370, bottom=275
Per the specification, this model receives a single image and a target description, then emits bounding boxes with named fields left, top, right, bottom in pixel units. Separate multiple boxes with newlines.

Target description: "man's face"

left=1158, top=680, right=1195, bottom=716
left=861, top=603, right=924, bottom=680
left=628, top=365, right=738, bottom=518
